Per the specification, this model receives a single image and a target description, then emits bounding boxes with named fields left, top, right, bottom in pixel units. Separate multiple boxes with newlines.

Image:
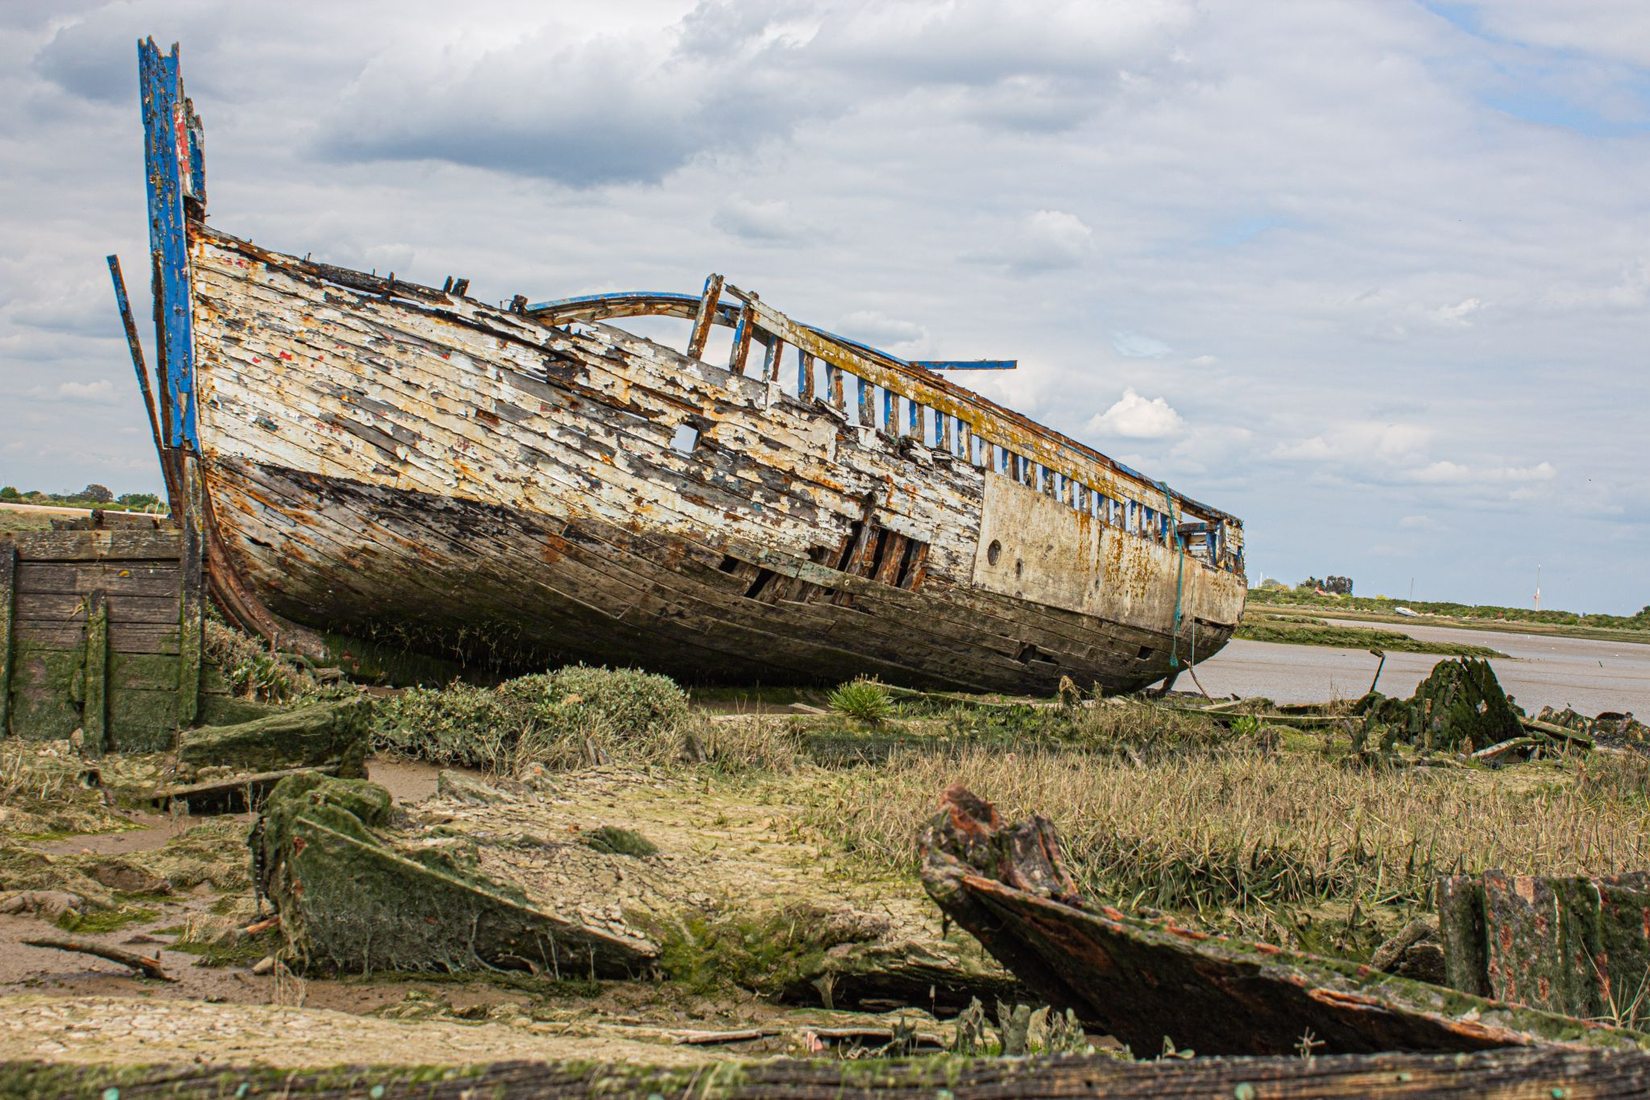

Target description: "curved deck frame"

left=527, top=285, right=1244, bottom=576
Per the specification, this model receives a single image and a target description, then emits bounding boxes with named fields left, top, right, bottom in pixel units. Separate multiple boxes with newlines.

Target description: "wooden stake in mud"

left=82, top=589, right=109, bottom=756
left=177, top=458, right=205, bottom=730
left=0, top=544, right=14, bottom=738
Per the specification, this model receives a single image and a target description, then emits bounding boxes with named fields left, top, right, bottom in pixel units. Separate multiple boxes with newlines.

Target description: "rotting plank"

left=15, top=593, right=180, bottom=626
left=8, top=531, right=181, bottom=563
left=13, top=1045, right=1650, bottom=1098
left=16, top=561, right=181, bottom=599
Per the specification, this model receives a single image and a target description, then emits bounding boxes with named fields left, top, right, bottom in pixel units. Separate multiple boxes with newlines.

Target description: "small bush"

left=372, top=665, right=691, bottom=774
left=579, top=826, right=659, bottom=858
left=828, top=678, right=893, bottom=724
left=371, top=681, right=518, bottom=770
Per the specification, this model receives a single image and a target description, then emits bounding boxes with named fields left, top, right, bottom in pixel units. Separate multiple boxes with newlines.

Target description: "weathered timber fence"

left=0, top=523, right=202, bottom=751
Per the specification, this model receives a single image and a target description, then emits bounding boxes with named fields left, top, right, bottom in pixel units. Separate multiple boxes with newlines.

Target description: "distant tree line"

left=0, top=484, right=166, bottom=512
left=1298, top=575, right=1354, bottom=595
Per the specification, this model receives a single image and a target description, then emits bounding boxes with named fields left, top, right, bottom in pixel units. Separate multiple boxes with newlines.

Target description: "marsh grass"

left=1234, top=617, right=1505, bottom=658
left=0, top=741, right=121, bottom=838
left=828, top=679, right=894, bottom=724
left=798, top=745, right=1650, bottom=955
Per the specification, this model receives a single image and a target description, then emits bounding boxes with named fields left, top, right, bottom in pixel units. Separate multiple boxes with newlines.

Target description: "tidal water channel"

left=1188, top=621, right=1650, bottom=715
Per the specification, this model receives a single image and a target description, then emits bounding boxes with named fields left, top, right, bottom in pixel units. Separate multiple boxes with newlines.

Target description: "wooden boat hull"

left=137, top=39, right=1247, bottom=692
left=187, top=230, right=1242, bottom=691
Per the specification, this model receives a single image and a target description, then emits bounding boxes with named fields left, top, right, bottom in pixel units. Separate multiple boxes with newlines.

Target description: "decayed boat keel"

left=143, top=39, right=1246, bottom=692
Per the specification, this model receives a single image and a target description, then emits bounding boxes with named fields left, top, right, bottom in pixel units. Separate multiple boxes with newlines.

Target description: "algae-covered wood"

left=920, top=785, right=1650, bottom=1057
left=1440, top=870, right=1650, bottom=1023
left=1, top=529, right=190, bottom=748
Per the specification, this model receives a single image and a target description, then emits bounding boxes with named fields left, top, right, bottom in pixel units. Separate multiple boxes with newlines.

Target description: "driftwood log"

left=919, top=784, right=1648, bottom=1057
left=11, top=1046, right=1650, bottom=1098
left=22, top=937, right=175, bottom=982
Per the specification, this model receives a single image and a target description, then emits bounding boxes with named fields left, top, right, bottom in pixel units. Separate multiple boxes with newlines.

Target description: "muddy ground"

left=0, top=749, right=995, bottom=1072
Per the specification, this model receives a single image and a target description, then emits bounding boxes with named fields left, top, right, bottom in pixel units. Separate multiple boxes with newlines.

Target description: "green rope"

left=1158, top=481, right=1185, bottom=669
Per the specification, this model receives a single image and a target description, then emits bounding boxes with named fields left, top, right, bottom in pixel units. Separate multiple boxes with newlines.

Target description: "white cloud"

left=1272, top=422, right=1432, bottom=464
left=1111, top=331, right=1171, bottom=358
left=712, top=197, right=803, bottom=244
left=1410, top=460, right=1556, bottom=485
left=56, top=380, right=114, bottom=401
left=996, top=209, right=1094, bottom=272
left=836, top=310, right=925, bottom=350
left=1431, top=296, right=1483, bottom=325
left=1087, top=388, right=1184, bottom=439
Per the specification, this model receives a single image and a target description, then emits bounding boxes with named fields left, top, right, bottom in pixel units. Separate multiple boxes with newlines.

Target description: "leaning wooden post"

left=176, top=458, right=205, bottom=731
left=83, top=590, right=109, bottom=755
left=685, top=273, right=723, bottom=360
left=0, top=544, right=14, bottom=738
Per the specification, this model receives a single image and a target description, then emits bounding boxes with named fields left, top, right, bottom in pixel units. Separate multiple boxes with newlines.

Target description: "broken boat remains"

left=132, top=40, right=1245, bottom=692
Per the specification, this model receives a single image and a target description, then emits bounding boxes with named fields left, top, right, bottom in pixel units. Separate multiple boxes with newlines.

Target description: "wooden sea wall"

left=0, top=528, right=200, bottom=751
left=189, top=228, right=1246, bottom=691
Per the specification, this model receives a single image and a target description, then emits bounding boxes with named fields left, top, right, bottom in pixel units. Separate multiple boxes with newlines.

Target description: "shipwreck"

left=129, top=40, right=1245, bottom=693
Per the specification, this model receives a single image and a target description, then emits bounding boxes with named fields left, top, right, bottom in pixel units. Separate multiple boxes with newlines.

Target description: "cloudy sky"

left=3, top=1, right=1647, bottom=612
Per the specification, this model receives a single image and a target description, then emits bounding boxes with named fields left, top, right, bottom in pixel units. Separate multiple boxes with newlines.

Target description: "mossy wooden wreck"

left=133, top=41, right=1245, bottom=692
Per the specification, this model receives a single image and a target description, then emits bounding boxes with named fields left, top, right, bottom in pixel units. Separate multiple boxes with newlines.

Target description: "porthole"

left=986, top=539, right=1002, bottom=566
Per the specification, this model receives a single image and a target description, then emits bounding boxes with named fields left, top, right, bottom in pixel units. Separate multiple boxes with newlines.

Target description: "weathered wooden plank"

left=16, top=561, right=181, bottom=598
left=8, top=530, right=181, bottom=562
left=83, top=589, right=108, bottom=755
left=14, top=1045, right=1650, bottom=1098
left=726, top=301, right=755, bottom=377
left=140, top=39, right=198, bottom=450
left=15, top=592, right=180, bottom=625
left=0, top=543, right=14, bottom=736
left=922, top=786, right=1650, bottom=1057
left=108, top=252, right=180, bottom=513
left=13, top=621, right=179, bottom=656
left=110, top=652, right=186, bottom=692
left=1441, top=871, right=1650, bottom=1023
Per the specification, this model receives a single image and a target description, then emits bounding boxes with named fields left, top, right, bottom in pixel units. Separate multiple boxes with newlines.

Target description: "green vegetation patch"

left=1247, top=586, right=1650, bottom=634
left=1235, top=616, right=1505, bottom=658
left=372, top=664, right=692, bottom=773
left=578, top=826, right=659, bottom=859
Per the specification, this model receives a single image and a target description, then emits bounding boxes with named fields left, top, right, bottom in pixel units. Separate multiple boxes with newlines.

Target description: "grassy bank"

left=1248, top=586, right=1650, bottom=640
left=1234, top=614, right=1506, bottom=657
